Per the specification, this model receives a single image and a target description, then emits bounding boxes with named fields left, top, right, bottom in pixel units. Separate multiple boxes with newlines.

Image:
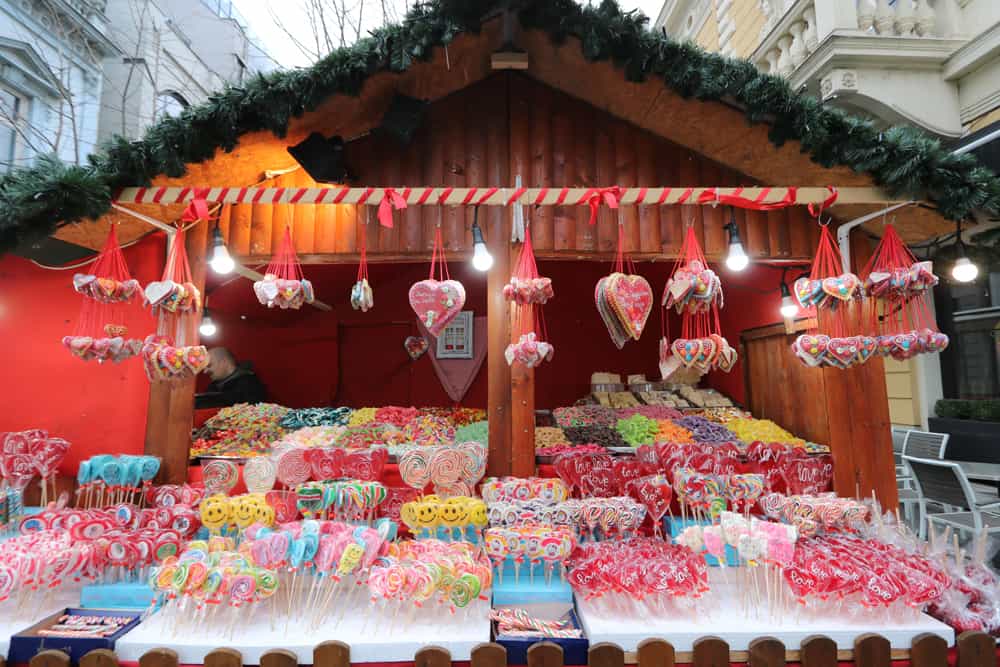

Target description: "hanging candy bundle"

left=861, top=223, right=948, bottom=360
left=64, top=226, right=144, bottom=363
left=254, top=225, right=316, bottom=309
left=351, top=215, right=374, bottom=312
left=659, top=226, right=736, bottom=376
left=141, top=229, right=209, bottom=381
left=595, top=194, right=653, bottom=349
left=409, top=226, right=466, bottom=336
left=791, top=193, right=875, bottom=369
left=505, top=222, right=554, bottom=368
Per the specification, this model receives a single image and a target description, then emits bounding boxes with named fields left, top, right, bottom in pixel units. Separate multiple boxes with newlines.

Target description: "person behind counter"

left=194, top=348, right=268, bottom=408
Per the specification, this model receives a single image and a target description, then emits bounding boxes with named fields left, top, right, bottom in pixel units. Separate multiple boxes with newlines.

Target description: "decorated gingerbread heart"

left=820, top=273, right=860, bottom=302
left=793, top=334, right=829, bottom=367
left=826, top=336, right=859, bottom=368
left=404, top=335, right=429, bottom=360
left=408, top=279, right=466, bottom=336
left=605, top=273, right=653, bottom=341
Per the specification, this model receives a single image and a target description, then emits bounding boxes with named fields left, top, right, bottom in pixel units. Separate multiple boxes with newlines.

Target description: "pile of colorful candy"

left=279, top=407, right=352, bottom=429
left=195, top=403, right=290, bottom=458
left=615, top=414, right=658, bottom=447
left=566, top=538, right=709, bottom=603
left=398, top=443, right=487, bottom=496
left=481, top=477, right=570, bottom=504
left=280, top=426, right=348, bottom=449
left=374, top=406, right=420, bottom=428
left=652, top=419, right=695, bottom=444
left=151, top=540, right=278, bottom=636
left=536, top=443, right=606, bottom=458
left=687, top=407, right=750, bottom=423
left=455, top=420, right=488, bottom=446
left=484, top=525, right=575, bottom=584
left=348, top=408, right=378, bottom=427
left=76, top=455, right=161, bottom=507
left=335, top=424, right=403, bottom=449
left=553, top=406, right=615, bottom=428
left=563, top=425, right=625, bottom=448
left=400, top=496, right=486, bottom=538
left=726, top=418, right=806, bottom=448
left=424, top=406, right=486, bottom=427
left=672, top=416, right=737, bottom=443
left=534, top=426, right=568, bottom=450
left=402, top=414, right=456, bottom=447
left=617, top=405, right=684, bottom=420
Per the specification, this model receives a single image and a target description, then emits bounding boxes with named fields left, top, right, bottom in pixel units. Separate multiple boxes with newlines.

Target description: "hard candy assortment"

left=596, top=272, right=654, bottom=348
left=662, top=260, right=722, bottom=314
left=672, top=416, right=738, bottom=443
left=253, top=275, right=316, bottom=310
left=279, top=407, right=352, bottom=429
left=369, top=540, right=491, bottom=611
left=140, top=335, right=208, bottom=381
left=73, top=274, right=141, bottom=303
left=62, top=335, right=142, bottom=363
left=553, top=406, right=615, bottom=428
left=143, top=280, right=202, bottom=314
left=491, top=608, right=581, bottom=638
left=615, top=414, right=658, bottom=447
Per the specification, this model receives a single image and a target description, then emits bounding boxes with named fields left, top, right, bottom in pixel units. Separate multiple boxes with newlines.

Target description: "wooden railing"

left=3, top=632, right=997, bottom=667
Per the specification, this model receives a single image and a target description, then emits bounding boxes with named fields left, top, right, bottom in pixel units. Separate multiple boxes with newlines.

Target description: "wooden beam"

left=113, top=186, right=912, bottom=207
left=143, top=219, right=209, bottom=483
left=487, top=217, right=512, bottom=477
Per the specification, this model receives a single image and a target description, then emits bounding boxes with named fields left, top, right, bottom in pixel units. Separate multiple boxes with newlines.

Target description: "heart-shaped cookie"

left=717, top=343, right=738, bottom=372
left=73, top=273, right=96, bottom=293
left=876, top=335, right=895, bottom=357
left=605, top=272, right=653, bottom=340
left=891, top=332, right=919, bottom=360
left=254, top=279, right=279, bottom=305
left=404, top=335, right=429, bottom=360
left=794, top=277, right=820, bottom=309
left=856, top=336, right=877, bottom=364
left=826, top=336, right=859, bottom=368
left=184, top=346, right=209, bottom=373
left=64, top=336, right=94, bottom=358
left=596, top=277, right=629, bottom=349
left=820, top=273, right=860, bottom=302
left=793, top=334, right=829, bottom=367
left=408, top=279, right=466, bottom=336
left=144, top=280, right=177, bottom=307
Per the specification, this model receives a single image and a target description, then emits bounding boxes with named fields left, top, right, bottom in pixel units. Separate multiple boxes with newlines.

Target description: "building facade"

left=0, top=0, right=119, bottom=171
left=656, top=0, right=1000, bottom=428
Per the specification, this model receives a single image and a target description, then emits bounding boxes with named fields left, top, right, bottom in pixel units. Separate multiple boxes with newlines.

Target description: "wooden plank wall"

left=219, top=74, right=820, bottom=263
left=19, top=632, right=997, bottom=667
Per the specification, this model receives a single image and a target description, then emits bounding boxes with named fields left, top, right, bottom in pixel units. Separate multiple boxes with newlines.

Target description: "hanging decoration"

left=141, top=229, right=208, bottom=381
left=505, top=215, right=554, bottom=368
left=404, top=335, right=429, bottom=360
left=791, top=191, right=877, bottom=369
left=253, top=225, right=315, bottom=309
left=861, top=223, right=948, bottom=360
left=408, top=226, right=466, bottom=336
left=595, top=193, right=653, bottom=349
left=351, top=215, right=374, bottom=312
left=658, top=225, right=737, bottom=376
left=63, top=226, right=144, bottom=363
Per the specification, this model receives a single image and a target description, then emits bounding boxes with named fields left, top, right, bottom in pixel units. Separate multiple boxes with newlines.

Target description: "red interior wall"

left=0, top=233, right=166, bottom=474
left=0, top=236, right=789, bottom=473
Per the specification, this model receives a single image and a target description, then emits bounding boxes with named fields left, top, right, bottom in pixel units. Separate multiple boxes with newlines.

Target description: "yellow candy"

left=200, top=496, right=231, bottom=533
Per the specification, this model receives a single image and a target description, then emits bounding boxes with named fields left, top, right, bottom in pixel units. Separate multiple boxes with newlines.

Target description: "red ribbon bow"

left=581, top=187, right=623, bottom=226
left=181, top=188, right=212, bottom=223
left=378, top=188, right=408, bottom=228
left=807, top=186, right=839, bottom=218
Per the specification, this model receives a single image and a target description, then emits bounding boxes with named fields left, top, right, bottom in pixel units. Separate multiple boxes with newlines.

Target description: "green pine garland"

left=2, top=0, right=998, bottom=254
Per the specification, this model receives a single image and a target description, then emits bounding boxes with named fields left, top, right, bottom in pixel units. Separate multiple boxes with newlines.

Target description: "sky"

left=236, top=0, right=665, bottom=70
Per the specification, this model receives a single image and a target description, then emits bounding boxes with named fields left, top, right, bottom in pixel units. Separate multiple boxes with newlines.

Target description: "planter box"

left=928, top=417, right=1000, bottom=462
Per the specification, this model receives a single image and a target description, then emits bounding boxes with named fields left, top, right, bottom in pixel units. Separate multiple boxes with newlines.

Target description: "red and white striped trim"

left=113, top=186, right=882, bottom=207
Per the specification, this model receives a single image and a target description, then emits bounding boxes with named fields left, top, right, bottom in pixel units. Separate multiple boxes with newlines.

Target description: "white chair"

left=904, top=455, right=1000, bottom=541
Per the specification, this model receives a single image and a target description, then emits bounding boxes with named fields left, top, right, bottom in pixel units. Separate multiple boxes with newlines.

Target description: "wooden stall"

left=52, top=13, right=958, bottom=506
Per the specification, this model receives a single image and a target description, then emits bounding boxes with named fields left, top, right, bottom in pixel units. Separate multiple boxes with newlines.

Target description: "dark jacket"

left=195, top=362, right=267, bottom=408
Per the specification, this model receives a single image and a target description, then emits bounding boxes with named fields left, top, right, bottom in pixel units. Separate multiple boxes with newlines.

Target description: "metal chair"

left=892, top=427, right=913, bottom=485
left=902, top=430, right=949, bottom=460
left=904, top=455, right=1000, bottom=540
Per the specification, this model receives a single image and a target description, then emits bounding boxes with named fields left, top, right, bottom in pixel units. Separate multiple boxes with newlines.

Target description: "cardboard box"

left=9, top=608, right=142, bottom=664
left=492, top=602, right=588, bottom=665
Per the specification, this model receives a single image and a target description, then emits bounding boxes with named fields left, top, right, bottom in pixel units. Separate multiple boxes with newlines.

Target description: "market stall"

left=2, top=1, right=1000, bottom=665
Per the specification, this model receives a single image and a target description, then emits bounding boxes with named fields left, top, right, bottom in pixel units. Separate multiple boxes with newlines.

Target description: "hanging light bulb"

left=951, top=221, right=979, bottom=283
left=724, top=211, right=749, bottom=272
left=199, top=308, right=217, bottom=337
left=209, top=226, right=235, bottom=274
left=470, top=209, right=493, bottom=272
left=779, top=282, right=798, bottom=319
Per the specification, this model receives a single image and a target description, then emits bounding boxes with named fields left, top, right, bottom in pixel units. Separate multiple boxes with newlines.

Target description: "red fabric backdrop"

left=0, top=233, right=793, bottom=475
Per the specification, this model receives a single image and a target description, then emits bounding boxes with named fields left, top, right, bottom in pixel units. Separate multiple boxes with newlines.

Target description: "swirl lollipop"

left=399, top=449, right=431, bottom=490
left=203, top=459, right=239, bottom=496
left=276, top=448, right=311, bottom=488
left=243, top=457, right=277, bottom=494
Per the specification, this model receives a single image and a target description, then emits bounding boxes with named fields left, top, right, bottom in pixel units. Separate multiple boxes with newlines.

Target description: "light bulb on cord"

left=951, top=221, right=979, bottom=283
left=209, top=226, right=235, bottom=274
left=199, top=308, right=217, bottom=337
left=723, top=213, right=749, bottom=272
left=779, top=282, right=798, bottom=319
left=470, top=209, right=493, bottom=272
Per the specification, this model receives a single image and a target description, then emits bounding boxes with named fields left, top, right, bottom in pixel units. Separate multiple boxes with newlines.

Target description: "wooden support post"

left=143, top=220, right=209, bottom=483
left=487, top=215, right=512, bottom=477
